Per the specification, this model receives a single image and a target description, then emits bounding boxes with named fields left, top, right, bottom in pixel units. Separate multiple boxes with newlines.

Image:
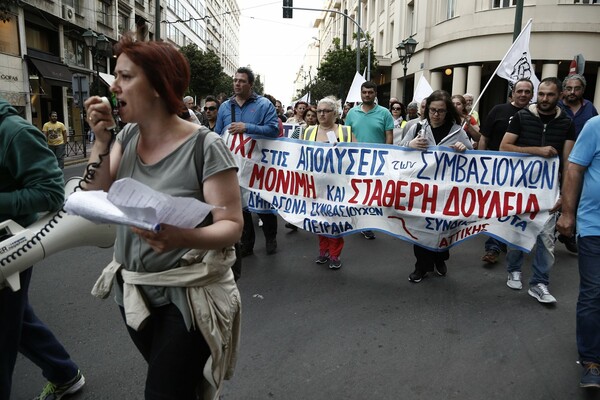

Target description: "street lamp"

left=82, top=29, right=111, bottom=156
left=82, top=29, right=111, bottom=96
left=396, top=36, right=418, bottom=105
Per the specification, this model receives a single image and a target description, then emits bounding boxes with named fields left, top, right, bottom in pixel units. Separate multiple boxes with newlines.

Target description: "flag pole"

left=469, top=18, right=533, bottom=115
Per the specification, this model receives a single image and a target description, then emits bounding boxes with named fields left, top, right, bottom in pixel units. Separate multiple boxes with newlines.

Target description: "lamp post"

left=82, top=29, right=111, bottom=96
left=82, top=29, right=111, bottom=157
left=396, top=36, right=418, bottom=105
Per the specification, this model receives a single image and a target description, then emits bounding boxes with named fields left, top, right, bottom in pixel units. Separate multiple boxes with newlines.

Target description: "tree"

left=253, top=74, right=265, bottom=95
left=315, top=37, right=377, bottom=101
left=213, top=71, right=233, bottom=98
left=179, top=44, right=224, bottom=98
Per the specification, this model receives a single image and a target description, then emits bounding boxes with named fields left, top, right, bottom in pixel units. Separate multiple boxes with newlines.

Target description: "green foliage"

left=213, top=72, right=233, bottom=98
left=315, top=37, right=377, bottom=101
left=253, top=75, right=264, bottom=95
left=296, top=79, right=341, bottom=104
left=0, top=0, right=19, bottom=23
left=179, top=44, right=224, bottom=99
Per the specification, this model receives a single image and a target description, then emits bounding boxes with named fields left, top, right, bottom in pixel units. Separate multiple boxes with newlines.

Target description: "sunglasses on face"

left=392, top=107, right=402, bottom=111
left=204, top=106, right=217, bottom=111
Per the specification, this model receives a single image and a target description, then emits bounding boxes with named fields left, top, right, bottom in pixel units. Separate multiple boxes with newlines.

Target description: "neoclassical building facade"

left=306, top=0, right=600, bottom=115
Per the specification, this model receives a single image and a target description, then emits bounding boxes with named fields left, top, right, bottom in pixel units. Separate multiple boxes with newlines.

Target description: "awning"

left=28, top=57, right=72, bottom=87
left=99, top=72, right=115, bottom=87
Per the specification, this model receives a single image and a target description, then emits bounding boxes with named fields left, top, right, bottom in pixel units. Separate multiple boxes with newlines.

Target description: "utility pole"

left=155, top=0, right=161, bottom=40
left=356, top=5, right=361, bottom=77
left=512, top=0, right=524, bottom=40
left=342, top=9, right=348, bottom=48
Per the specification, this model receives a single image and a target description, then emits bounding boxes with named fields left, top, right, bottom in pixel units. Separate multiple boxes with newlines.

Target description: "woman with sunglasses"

left=301, top=97, right=355, bottom=269
left=390, top=100, right=407, bottom=144
left=400, top=90, right=472, bottom=283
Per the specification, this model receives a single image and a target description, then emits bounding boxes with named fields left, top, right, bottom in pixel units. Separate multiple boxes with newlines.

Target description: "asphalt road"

left=8, top=164, right=600, bottom=400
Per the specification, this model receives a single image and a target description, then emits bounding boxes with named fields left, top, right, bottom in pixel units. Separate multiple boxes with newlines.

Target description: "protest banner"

left=223, top=133, right=559, bottom=252
left=282, top=123, right=302, bottom=139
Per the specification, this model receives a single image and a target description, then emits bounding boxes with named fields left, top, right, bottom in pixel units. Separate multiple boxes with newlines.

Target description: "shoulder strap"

left=193, top=126, right=210, bottom=187
left=230, top=101, right=236, bottom=123
left=119, top=123, right=140, bottom=153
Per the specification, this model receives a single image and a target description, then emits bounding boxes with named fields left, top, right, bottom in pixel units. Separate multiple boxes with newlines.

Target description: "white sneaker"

left=507, top=271, right=522, bottom=290
left=528, top=283, right=557, bottom=304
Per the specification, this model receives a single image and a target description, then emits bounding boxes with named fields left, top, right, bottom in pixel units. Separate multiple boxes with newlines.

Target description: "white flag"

left=413, top=76, right=434, bottom=103
left=345, top=71, right=366, bottom=103
left=496, top=19, right=540, bottom=98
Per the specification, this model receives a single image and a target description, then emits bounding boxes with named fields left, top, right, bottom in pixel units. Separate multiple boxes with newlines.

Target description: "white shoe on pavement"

left=528, top=283, right=557, bottom=304
left=507, top=271, right=522, bottom=290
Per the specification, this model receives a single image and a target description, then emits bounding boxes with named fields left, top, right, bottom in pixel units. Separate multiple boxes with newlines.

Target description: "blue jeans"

left=0, top=268, right=79, bottom=400
left=577, top=236, right=600, bottom=364
left=485, top=237, right=507, bottom=253
left=506, top=214, right=556, bottom=286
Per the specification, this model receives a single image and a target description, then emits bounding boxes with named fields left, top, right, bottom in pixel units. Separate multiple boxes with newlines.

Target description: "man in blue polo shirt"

left=344, top=81, right=394, bottom=239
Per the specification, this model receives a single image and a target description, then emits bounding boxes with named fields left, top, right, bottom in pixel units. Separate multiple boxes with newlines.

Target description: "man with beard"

left=500, top=77, right=576, bottom=304
left=556, top=74, right=598, bottom=253
left=344, top=81, right=394, bottom=240
left=479, top=78, right=534, bottom=264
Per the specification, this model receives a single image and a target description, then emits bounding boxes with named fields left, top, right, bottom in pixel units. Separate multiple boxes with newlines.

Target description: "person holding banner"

left=500, top=77, right=576, bottom=304
left=478, top=78, right=534, bottom=265
left=301, top=97, right=355, bottom=269
left=556, top=115, right=600, bottom=388
left=400, top=90, right=472, bottom=283
left=215, top=67, right=280, bottom=257
left=345, top=81, right=394, bottom=240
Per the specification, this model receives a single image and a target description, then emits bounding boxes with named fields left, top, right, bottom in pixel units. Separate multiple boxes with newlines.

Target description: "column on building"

left=541, top=62, right=559, bottom=79
left=466, top=64, right=482, bottom=111
left=430, top=71, right=443, bottom=91
left=451, top=66, right=467, bottom=96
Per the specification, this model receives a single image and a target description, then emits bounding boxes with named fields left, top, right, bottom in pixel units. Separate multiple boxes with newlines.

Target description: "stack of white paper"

left=65, top=178, right=218, bottom=231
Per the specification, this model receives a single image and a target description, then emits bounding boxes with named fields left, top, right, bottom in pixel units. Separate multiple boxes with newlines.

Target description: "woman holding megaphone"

left=84, top=34, right=243, bottom=400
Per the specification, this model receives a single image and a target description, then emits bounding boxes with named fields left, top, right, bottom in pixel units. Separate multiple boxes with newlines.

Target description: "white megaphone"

left=0, top=177, right=116, bottom=292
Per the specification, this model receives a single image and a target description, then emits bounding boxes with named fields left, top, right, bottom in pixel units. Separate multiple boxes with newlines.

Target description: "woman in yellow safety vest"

left=301, top=97, right=355, bottom=269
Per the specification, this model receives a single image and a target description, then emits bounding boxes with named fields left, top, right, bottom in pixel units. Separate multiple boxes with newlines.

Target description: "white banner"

left=224, top=134, right=559, bottom=252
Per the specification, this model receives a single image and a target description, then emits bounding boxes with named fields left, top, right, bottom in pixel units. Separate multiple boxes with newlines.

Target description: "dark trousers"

left=0, top=268, right=78, bottom=400
left=241, top=211, right=277, bottom=249
left=48, top=144, right=66, bottom=169
left=413, top=245, right=449, bottom=273
left=120, top=304, right=211, bottom=400
left=577, top=236, right=600, bottom=364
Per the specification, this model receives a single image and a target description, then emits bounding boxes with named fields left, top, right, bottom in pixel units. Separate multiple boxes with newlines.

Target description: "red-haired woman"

left=84, top=35, right=242, bottom=399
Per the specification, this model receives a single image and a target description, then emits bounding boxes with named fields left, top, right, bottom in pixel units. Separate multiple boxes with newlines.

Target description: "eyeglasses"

left=429, top=108, right=447, bottom=115
left=317, top=109, right=334, bottom=114
left=391, top=107, right=402, bottom=111
left=204, top=106, right=217, bottom=111
left=564, top=86, right=583, bottom=93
